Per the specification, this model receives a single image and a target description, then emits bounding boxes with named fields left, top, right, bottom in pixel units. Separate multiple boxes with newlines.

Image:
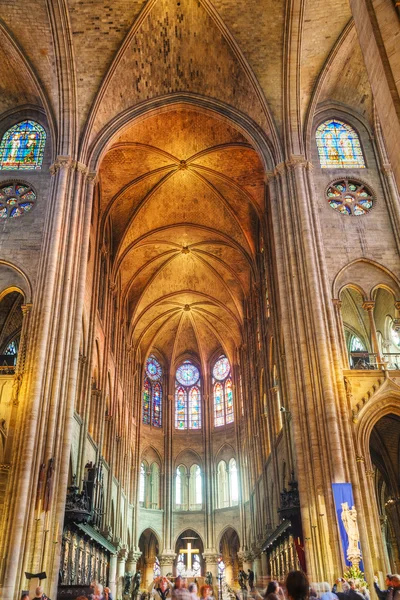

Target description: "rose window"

left=0, top=182, right=36, bottom=219
left=326, top=179, right=374, bottom=216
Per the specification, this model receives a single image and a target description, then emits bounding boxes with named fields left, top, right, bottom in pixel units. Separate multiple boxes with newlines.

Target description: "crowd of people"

left=19, top=570, right=400, bottom=600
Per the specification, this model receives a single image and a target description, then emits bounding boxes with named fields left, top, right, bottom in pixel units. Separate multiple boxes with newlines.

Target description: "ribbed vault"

left=99, top=107, right=264, bottom=366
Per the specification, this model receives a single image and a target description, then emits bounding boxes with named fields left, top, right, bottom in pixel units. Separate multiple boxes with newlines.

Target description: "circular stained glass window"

left=326, top=179, right=374, bottom=216
left=176, top=361, right=200, bottom=386
left=213, top=356, right=230, bottom=380
left=146, top=355, right=162, bottom=381
left=0, top=181, right=36, bottom=219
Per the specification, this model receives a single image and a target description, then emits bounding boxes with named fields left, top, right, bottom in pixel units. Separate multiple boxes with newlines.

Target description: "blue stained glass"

left=189, top=386, right=201, bottom=429
left=142, top=378, right=151, bottom=425
left=146, top=355, right=162, bottom=381
left=213, top=356, right=230, bottom=380
left=0, top=120, right=46, bottom=170
left=326, top=180, right=373, bottom=217
left=316, top=120, right=365, bottom=169
left=175, top=386, right=187, bottom=429
left=152, top=381, right=162, bottom=427
left=214, top=382, right=224, bottom=427
left=0, top=182, right=36, bottom=220
left=176, top=361, right=200, bottom=386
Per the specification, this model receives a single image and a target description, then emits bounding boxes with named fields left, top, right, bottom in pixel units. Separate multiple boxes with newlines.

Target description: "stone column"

left=238, top=550, right=253, bottom=573
left=109, top=554, right=118, bottom=598
left=362, top=301, right=383, bottom=367
left=261, top=552, right=268, bottom=579
left=252, top=551, right=262, bottom=585
left=203, top=551, right=220, bottom=581
left=126, top=550, right=142, bottom=574
left=350, top=0, right=400, bottom=189
left=158, top=553, right=176, bottom=577
left=225, top=560, right=234, bottom=586
left=117, top=549, right=127, bottom=599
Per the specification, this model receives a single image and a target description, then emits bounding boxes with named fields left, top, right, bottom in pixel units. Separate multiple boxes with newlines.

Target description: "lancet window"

left=316, top=119, right=365, bottom=169
left=176, top=463, right=202, bottom=510
left=216, top=458, right=239, bottom=508
left=142, top=355, right=163, bottom=427
left=213, top=355, right=234, bottom=427
left=174, top=360, right=201, bottom=430
left=0, top=120, right=46, bottom=170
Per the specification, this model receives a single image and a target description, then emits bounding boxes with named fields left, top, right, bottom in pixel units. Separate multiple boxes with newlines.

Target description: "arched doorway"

left=219, top=527, right=240, bottom=586
left=369, top=413, right=400, bottom=572
left=138, top=528, right=160, bottom=589
left=175, top=529, right=204, bottom=579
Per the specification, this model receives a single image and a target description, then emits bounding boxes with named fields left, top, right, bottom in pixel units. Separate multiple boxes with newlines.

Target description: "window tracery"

left=316, top=119, right=365, bottom=168
left=326, top=179, right=374, bottom=216
left=0, top=182, right=36, bottom=219
left=175, top=360, right=201, bottom=430
left=0, top=120, right=46, bottom=170
left=213, top=355, right=234, bottom=427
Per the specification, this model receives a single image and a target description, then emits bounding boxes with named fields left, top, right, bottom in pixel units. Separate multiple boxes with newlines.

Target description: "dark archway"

left=219, top=527, right=240, bottom=586
left=369, top=413, right=400, bottom=572
left=175, top=529, right=204, bottom=578
left=138, top=528, right=160, bottom=589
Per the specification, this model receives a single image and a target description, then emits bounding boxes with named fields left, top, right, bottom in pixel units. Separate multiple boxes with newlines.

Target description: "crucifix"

left=181, top=541, right=199, bottom=571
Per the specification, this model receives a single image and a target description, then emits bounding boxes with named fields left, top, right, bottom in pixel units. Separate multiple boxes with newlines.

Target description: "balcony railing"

left=0, top=354, right=16, bottom=375
left=349, top=352, right=400, bottom=370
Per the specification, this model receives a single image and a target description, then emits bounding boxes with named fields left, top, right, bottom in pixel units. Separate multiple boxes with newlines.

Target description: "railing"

left=349, top=352, right=400, bottom=370
left=349, top=352, right=379, bottom=370
left=0, top=355, right=16, bottom=375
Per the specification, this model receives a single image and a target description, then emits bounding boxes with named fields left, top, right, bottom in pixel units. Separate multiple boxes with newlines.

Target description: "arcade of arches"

left=0, top=1, right=399, bottom=599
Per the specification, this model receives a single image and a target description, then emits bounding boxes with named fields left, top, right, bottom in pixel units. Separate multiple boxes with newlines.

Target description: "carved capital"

left=0, top=463, right=11, bottom=472
left=158, top=553, right=176, bottom=566
left=128, top=550, right=142, bottom=562
left=86, top=171, right=98, bottom=183
left=362, top=301, right=375, bottom=312
left=21, top=303, right=33, bottom=315
left=50, top=155, right=75, bottom=175
left=332, top=299, right=342, bottom=309
left=381, top=163, right=393, bottom=176
left=202, top=551, right=221, bottom=565
left=273, top=162, right=286, bottom=177
left=286, top=155, right=313, bottom=171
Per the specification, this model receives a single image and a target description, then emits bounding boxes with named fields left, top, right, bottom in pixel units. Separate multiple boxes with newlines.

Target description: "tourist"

left=319, top=582, right=338, bottom=600
left=264, top=581, right=281, bottom=600
left=91, top=583, right=105, bottom=600
left=332, top=579, right=363, bottom=600
left=152, top=576, right=173, bottom=600
left=188, top=583, right=199, bottom=600
left=286, top=571, right=310, bottom=600
left=75, top=596, right=89, bottom=600
left=374, top=575, right=393, bottom=600
left=248, top=570, right=255, bottom=590
left=20, top=594, right=30, bottom=600
left=387, top=575, right=400, bottom=600
left=199, top=585, right=214, bottom=600
left=34, top=586, right=50, bottom=600
left=172, top=577, right=190, bottom=600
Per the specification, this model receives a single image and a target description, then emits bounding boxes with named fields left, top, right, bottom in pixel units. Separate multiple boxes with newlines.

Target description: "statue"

left=205, top=572, right=213, bottom=586
left=124, top=572, right=134, bottom=596
left=341, top=502, right=362, bottom=566
left=238, top=570, right=248, bottom=591
left=132, top=571, right=141, bottom=598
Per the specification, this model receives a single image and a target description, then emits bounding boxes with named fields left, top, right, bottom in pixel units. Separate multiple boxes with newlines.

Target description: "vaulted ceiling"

left=100, top=107, right=264, bottom=366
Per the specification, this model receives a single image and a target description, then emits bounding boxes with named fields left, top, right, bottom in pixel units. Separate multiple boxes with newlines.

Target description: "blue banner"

left=332, top=483, right=364, bottom=571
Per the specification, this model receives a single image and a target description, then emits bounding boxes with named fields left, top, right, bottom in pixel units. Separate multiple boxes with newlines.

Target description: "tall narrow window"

left=142, top=355, right=163, bottom=427
left=175, top=361, right=201, bottom=430
left=189, top=464, right=202, bottom=510
left=0, top=120, right=46, bottom=170
left=150, top=463, right=160, bottom=509
left=213, top=355, right=234, bottom=427
left=229, top=458, right=239, bottom=505
left=176, top=465, right=188, bottom=509
left=217, top=461, right=228, bottom=508
left=316, top=119, right=365, bottom=169
left=139, top=463, right=146, bottom=505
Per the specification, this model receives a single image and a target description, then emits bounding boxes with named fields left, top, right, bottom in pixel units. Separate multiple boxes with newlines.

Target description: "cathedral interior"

left=0, top=0, right=399, bottom=599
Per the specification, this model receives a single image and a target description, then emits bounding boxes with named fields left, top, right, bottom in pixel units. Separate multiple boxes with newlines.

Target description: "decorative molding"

left=50, top=156, right=98, bottom=180
left=0, top=463, right=11, bottom=472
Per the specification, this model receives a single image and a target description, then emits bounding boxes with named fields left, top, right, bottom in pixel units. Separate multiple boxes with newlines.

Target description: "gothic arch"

left=174, top=449, right=203, bottom=470
left=333, top=259, right=400, bottom=301
left=0, top=261, right=32, bottom=303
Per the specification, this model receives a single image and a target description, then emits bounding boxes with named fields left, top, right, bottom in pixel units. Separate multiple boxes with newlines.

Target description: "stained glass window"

left=146, top=355, right=162, bottom=381
left=152, top=382, right=162, bottom=427
left=326, top=179, right=374, bottom=216
left=175, top=361, right=202, bottom=430
left=0, top=182, right=36, bottom=219
left=153, top=557, right=161, bottom=578
left=176, top=361, right=200, bottom=386
left=189, top=386, right=201, bottom=429
left=4, top=339, right=18, bottom=355
left=142, top=355, right=163, bottom=427
left=316, top=120, right=365, bottom=169
left=213, top=356, right=230, bottom=380
left=0, top=120, right=46, bottom=170
left=212, top=355, right=234, bottom=427
left=214, top=382, right=224, bottom=427
left=175, top=386, right=187, bottom=429
left=225, top=378, right=234, bottom=424
left=143, top=378, right=151, bottom=425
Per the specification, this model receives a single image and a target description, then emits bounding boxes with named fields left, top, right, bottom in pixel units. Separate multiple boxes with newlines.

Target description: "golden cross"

left=181, top=541, right=199, bottom=571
